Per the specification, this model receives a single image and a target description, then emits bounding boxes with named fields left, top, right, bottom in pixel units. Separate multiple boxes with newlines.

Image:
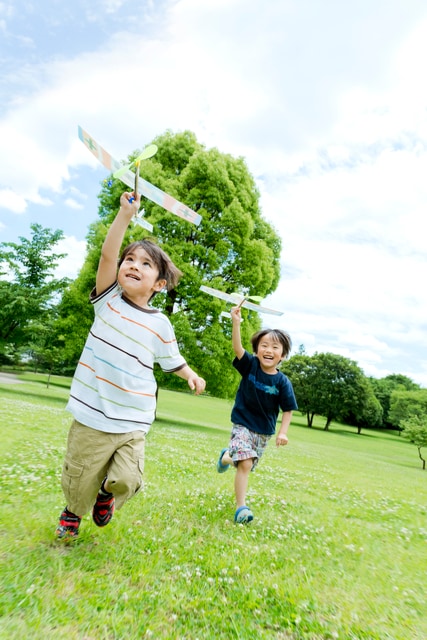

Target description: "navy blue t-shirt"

left=231, top=351, right=298, bottom=436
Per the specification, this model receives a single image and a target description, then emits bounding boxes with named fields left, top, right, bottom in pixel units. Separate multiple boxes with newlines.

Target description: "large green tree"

left=282, top=352, right=382, bottom=431
left=56, top=130, right=282, bottom=397
left=0, top=224, right=69, bottom=362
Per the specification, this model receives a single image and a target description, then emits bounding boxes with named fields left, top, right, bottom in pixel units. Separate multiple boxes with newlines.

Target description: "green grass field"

left=0, top=374, right=426, bottom=639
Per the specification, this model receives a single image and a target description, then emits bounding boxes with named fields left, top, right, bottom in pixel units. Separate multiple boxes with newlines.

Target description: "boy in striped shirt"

left=56, top=191, right=205, bottom=539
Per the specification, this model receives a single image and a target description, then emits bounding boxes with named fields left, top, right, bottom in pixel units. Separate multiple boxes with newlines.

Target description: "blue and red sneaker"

left=56, top=507, right=81, bottom=539
left=92, top=490, right=115, bottom=527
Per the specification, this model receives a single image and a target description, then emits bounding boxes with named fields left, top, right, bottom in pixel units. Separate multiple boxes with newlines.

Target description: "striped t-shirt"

left=66, top=282, right=186, bottom=433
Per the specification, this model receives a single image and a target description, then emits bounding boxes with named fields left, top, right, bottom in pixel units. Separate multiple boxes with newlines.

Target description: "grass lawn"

left=0, top=374, right=426, bottom=639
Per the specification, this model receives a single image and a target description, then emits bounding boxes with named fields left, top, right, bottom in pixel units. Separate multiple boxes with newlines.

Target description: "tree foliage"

left=388, top=389, right=427, bottom=429
left=370, top=374, right=420, bottom=428
left=0, top=224, right=69, bottom=360
left=55, top=130, right=282, bottom=397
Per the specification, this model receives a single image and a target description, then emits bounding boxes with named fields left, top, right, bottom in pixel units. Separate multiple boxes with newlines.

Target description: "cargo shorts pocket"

left=61, top=457, right=84, bottom=505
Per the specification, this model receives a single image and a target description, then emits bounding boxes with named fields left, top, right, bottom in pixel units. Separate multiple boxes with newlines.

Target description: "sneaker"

left=234, top=506, right=254, bottom=524
left=92, top=490, right=115, bottom=527
left=56, top=507, right=81, bottom=539
left=217, top=448, right=230, bottom=473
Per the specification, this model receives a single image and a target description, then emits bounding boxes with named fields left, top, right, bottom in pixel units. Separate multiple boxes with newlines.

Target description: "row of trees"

left=280, top=351, right=423, bottom=431
left=1, top=130, right=426, bottom=466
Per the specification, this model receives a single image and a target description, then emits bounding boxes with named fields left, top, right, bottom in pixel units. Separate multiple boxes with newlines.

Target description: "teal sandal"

left=217, top=448, right=230, bottom=473
left=234, top=506, right=254, bottom=524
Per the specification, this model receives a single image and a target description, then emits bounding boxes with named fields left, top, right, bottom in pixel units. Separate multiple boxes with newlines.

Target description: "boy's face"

left=118, top=246, right=166, bottom=305
left=255, top=333, right=284, bottom=373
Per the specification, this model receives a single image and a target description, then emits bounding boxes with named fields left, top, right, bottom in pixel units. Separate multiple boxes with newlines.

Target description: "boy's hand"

left=230, top=306, right=242, bottom=322
left=119, top=191, right=141, bottom=218
left=276, top=433, right=289, bottom=447
left=187, top=375, right=206, bottom=395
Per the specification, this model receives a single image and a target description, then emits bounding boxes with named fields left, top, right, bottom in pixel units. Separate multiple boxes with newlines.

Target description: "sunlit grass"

left=1, top=377, right=426, bottom=639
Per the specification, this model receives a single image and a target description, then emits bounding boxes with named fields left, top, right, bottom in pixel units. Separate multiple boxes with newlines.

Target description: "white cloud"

left=64, top=198, right=84, bottom=210
left=55, top=236, right=87, bottom=280
left=0, top=188, right=27, bottom=213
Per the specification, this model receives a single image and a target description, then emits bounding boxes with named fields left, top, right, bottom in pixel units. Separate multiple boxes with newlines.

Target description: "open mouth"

left=126, top=273, right=140, bottom=281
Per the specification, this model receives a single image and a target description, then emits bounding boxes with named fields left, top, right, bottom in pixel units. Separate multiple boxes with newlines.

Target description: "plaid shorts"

left=229, top=424, right=271, bottom=471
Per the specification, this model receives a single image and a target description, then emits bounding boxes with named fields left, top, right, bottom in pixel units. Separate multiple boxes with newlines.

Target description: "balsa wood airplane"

left=200, top=285, right=284, bottom=316
left=78, top=126, right=202, bottom=231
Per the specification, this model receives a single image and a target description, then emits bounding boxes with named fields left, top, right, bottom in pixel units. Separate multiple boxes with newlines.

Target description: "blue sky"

left=1, top=0, right=427, bottom=386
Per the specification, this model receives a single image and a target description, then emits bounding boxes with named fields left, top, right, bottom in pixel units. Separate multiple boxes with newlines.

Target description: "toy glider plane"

left=78, top=126, right=202, bottom=230
left=200, top=285, right=284, bottom=316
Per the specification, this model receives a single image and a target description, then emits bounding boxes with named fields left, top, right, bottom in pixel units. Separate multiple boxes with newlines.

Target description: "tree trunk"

left=324, top=416, right=332, bottom=430
left=418, top=447, right=426, bottom=470
left=165, top=289, right=177, bottom=316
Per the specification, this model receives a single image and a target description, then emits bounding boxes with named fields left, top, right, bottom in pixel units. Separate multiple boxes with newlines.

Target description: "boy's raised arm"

left=96, top=192, right=141, bottom=295
left=230, top=306, right=245, bottom=360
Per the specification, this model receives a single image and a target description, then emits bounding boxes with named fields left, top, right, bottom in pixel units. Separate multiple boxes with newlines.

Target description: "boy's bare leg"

left=234, top=458, right=253, bottom=508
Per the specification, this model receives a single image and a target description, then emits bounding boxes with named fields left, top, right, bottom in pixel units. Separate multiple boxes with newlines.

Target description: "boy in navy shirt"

left=217, top=305, right=297, bottom=524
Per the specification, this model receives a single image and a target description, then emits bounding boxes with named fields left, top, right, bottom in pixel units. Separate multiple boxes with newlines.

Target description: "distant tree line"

left=281, top=349, right=423, bottom=428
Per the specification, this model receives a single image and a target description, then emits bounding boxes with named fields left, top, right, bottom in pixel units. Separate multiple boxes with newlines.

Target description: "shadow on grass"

left=293, top=420, right=404, bottom=441
left=154, top=415, right=226, bottom=436
left=0, top=385, right=68, bottom=407
left=20, top=378, right=72, bottom=390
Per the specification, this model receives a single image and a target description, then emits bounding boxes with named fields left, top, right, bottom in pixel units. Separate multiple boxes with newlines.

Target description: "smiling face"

left=254, top=333, right=285, bottom=374
left=117, top=246, right=166, bottom=307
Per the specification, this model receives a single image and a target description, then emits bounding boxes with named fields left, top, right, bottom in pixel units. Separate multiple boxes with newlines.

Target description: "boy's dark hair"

left=251, top=329, right=292, bottom=360
left=118, top=240, right=182, bottom=298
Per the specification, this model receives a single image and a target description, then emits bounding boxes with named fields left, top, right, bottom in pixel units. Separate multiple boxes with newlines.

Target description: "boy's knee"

left=108, top=467, right=143, bottom=502
left=109, top=475, right=141, bottom=495
left=238, top=457, right=254, bottom=472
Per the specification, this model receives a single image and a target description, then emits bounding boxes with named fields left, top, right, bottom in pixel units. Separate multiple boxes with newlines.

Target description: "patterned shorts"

left=229, top=424, right=271, bottom=471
